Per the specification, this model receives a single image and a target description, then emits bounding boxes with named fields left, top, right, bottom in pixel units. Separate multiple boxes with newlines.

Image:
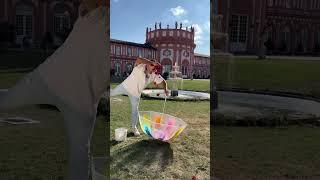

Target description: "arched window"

left=280, top=26, right=290, bottom=51
left=164, top=65, right=172, bottom=73
left=182, top=66, right=188, bottom=75
left=126, top=63, right=133, bottom=73
left=15, top=3, right=33, bottom=44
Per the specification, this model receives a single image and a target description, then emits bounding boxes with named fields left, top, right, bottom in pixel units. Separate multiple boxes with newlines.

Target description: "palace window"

left=126, top=63, right=133, bottom=73
left=151, top=32, right=154, bottom=38
left=116, top=46, right=121, bottom=55
left=122, top=46, right=126, bottom=55
left=15, top=4, right=33, bottom=41
left=54, top=13, right=70, bottom=34
left=148, top=51, right=152, bottom=58
left=177, top=31, right=180, bottom=36
left=169, top=31, right=173, bottom=36
left=162, top=31, right=166, bottom=36
left=267, top=0, right=273, bottom=7
left=286, top=0, right=291, bottom=8
left=230, top=15, right=248, bottom=43
left=163, top=65, right=172, bottom=73
left=280, top=27, right=290, bottom=50
left=115, top=62, right=121, bottom=76
left=182, top=66, right=188, bottom=75
left=183, top=32, right=186, bottom=37
left=138, top=49, right=142, bottom=57
left=127, top=47, right=132, bottom=56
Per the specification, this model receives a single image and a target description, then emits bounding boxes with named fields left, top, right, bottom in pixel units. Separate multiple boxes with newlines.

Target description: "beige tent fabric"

left=36, top=6, right=108, bottom=113
left=0, top=6, right=108, bottom=180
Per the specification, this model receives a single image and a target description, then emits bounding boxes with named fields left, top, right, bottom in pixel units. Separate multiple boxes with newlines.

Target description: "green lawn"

left=214, top=58, right=320, bottom=97
left=214, top=126, right=320, bottom=180
left=0, top=70, right=26, bottom=89
left=110, top=84, right=210, bottom=179
left=0, top=71, right=107, bottom=179
left=214, top=57, right=320, bottom=179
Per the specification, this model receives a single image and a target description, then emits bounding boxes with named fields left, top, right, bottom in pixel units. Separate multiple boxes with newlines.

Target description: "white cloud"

left=170, top=6, right=187, bottom=17
left=192, top=24, right=203, bottom=44
left=182, top=19, right=190, bottom=24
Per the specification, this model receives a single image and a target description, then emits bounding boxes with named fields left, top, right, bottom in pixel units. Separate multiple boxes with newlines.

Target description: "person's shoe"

left=132, top=127, right=140, bottom=136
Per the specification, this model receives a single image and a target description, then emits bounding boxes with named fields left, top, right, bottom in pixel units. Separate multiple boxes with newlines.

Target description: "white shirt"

left=121, top=64, right=164, bottom=97
left=36, top=7, right=108, bottom=112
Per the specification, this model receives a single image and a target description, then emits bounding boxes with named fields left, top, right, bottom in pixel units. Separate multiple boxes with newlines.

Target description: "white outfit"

left=0, top=6, right=107, bottom=180
left=111, top=64, right=164, bottom=128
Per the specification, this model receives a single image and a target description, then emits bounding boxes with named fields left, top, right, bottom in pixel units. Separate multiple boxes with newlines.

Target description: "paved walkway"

left=216, top=91, right=320, bottom=119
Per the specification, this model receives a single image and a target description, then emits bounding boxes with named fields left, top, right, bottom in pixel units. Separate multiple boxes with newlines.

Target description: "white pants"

left=0, top=70, right=97, bottom=180
left=110, top=84, right=140, bottom=128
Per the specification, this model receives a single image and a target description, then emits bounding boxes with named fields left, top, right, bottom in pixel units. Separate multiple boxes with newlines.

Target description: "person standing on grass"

left=110, top=57, right=169, bottom=136
left=0, top=0, right=107, bottom=179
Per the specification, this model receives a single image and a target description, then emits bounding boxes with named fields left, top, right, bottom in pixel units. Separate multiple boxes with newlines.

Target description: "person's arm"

left=134, top=57, right=160, bottom=67
left=152, top=74, right=169, bottom=96
left=160, top=80, right=169, bottom=96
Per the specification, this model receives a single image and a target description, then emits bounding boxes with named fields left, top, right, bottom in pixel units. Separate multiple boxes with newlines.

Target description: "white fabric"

left=110, top=84, right=140, bottom=128
left=37, top=6, right=108, bottom=113
left=121, top=64, right=164, bottom=98
left=0, top=6, right=107, bottom=180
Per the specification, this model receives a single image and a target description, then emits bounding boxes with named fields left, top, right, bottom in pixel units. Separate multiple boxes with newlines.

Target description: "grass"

left=0, top=105, right=106, bottom=179
left=214, top=58, right=320, bottom=97
left=110, top=95, right=210, bottom=179
left=0, top=71, right=26, bottom=89
left=213, top=126, right=320, bottom=180
left=0, top=50, right=50, bottom=70
left=0, top=71, right=107, bottom=179
left=214, top=57, right=320, bottom=179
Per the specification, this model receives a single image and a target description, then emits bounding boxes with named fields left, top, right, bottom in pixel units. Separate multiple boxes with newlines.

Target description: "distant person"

left=0, top=0, right=107, bottom=179
left=110, top=57, right=169, bottom=136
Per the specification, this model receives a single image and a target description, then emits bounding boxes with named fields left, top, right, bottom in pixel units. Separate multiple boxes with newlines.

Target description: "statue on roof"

left=155, top=22, right=157, bottom=29
left=159, top=22, right=162, bottom=29
left=175, top=21, right=178, bottom=29
left=180, top=22, right=182, bottom=29
left=167, top=24, right=169, bottom=29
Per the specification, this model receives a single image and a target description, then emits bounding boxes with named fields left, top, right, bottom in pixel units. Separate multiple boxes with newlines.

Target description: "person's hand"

left=164, top=88, right=169, bottom=96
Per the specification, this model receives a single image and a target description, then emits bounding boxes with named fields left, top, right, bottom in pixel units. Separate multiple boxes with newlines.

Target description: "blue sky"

left=110, top=0, right=210, bottom=55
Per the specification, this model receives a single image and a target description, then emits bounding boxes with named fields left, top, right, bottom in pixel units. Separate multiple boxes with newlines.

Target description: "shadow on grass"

left=111, top=139, right=173, bottom=173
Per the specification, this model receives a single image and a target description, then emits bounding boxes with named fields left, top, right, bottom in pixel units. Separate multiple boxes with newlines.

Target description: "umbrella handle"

left=161, top=94, right=167, bottom=120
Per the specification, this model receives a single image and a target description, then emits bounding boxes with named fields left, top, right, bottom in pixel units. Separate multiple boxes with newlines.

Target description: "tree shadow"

left=111, top=139, right=173, bottom=174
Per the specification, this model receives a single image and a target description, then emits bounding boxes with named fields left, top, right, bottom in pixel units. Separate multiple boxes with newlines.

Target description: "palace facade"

left=111, top=23, right=210, bottom=79
left=0, top=0, right=80, bottom=47
left=216, top=0, right=320, bottom=55
left=0, top=1, right=210, bottom=78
